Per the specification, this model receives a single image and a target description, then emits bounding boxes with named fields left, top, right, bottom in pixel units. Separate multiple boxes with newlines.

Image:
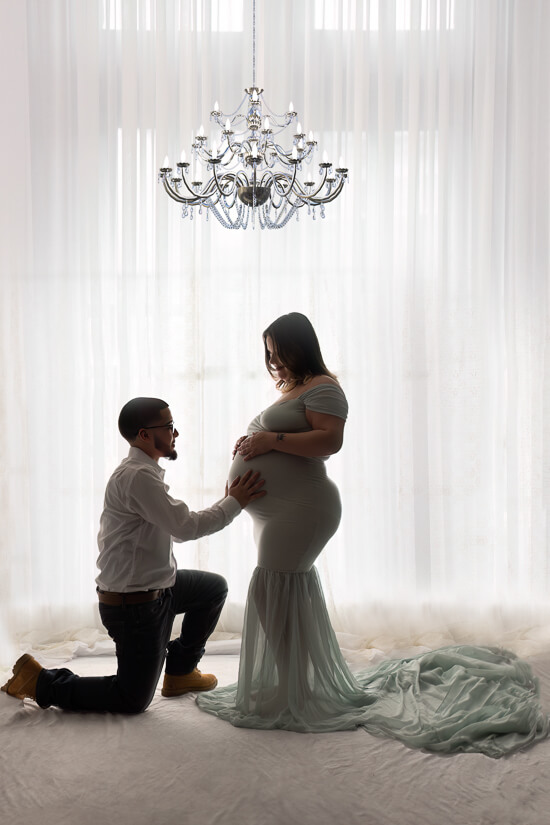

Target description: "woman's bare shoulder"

left=305, top=375, right=341, bottom=389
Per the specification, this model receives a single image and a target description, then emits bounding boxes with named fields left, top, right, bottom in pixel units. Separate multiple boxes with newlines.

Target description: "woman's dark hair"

left=263, top=312, right=336, bottom=390
left=118, top=397, right=169, bottom=442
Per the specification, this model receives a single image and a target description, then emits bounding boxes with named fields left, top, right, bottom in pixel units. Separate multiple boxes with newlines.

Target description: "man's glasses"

left=141, top=421, right=175, bottom=432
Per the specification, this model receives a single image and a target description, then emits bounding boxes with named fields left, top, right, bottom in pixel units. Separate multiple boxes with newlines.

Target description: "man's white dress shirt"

left=96, top=447, right=241, bottom=592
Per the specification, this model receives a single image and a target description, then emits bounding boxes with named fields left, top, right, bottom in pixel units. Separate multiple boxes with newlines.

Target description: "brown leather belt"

left=97, top=588, right=163, bottom=606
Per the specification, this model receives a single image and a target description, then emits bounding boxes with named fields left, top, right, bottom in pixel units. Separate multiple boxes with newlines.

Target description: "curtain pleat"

left=1, top=0, right=549, bottom=663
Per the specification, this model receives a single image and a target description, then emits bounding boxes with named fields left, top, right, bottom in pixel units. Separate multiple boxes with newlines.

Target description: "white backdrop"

left=1, top=0, right=549, bottom=664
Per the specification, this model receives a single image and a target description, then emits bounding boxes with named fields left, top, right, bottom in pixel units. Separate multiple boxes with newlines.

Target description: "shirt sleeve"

left=302, top=384, right=349, bottom=420
left=126, top=467, right=241, bottom=542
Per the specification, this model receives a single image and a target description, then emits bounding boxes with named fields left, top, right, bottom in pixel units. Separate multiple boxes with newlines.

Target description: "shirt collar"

left=128, top=446, right=165, bottom=478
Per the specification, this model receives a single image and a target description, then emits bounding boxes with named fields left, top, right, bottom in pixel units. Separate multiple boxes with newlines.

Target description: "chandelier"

left=158, top=0, right=348, bottom=230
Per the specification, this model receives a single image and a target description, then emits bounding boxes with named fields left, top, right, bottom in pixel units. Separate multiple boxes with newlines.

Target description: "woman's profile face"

left=265, top=335, right=292, bottom=384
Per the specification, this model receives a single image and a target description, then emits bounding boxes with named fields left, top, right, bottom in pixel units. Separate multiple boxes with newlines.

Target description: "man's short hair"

left=118, top=397, right=169, bottom=443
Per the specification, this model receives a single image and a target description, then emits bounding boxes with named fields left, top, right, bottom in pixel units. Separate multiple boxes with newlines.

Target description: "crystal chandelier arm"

left=210, top=92, right=248, bottom=125
left=263, top=122, right=293, bottom=138
left=270, top=184, right=313, bottom=210
left=293, top=166, right=333, bottom=201
left=260, top=97, right=296, bottom=125
left=270, top=165, right=326, bottom=205
left=308, top=176, right=347, bottom=205
left=304, top=166, right=330, bottom=197
left=271, top=171, right=292, bottom=190
left=270, top=169, right=297, bottom=199
left=160, top=168, right=230, bottom=207
left=220, top=114, right=248, bottom=133
left=271, top=172, right=314, bottom=210
left=169, top=166, right=208, bottom=200
left=280, top=163, right=298, bottom=196
left=267, top=140, right=315, bottom=169
left=293, top=142, right=316, bottom=164
left=212, top=165, right=240, bottom=198
left=201, top=141, right=241, bottom=167
left=208, top=175, right=241, bottom=209
left=224, top=136, right=247, bottom=164
left=160, top=173, right=203, bottom=206
left=259, top=169, right=277, bottom=188
left=217, top=143, right=239, bottom=165
left=279, top=165, right=347, bottom=207
left=268, top=142, right=299, bottom=168
left=200, top=175, right=226, bottom=200
left=195, top=145, right=218, bottom=164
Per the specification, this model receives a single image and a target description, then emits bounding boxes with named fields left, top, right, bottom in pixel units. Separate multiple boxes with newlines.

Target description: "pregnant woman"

left=197, top=312, right=548, bottom=756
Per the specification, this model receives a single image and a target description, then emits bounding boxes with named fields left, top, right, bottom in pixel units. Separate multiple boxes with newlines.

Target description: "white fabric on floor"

left=1, top=644, right=549, bottom=825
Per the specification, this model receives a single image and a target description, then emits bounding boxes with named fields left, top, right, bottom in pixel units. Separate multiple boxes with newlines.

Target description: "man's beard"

left=154, top=434, right=178, bottom=461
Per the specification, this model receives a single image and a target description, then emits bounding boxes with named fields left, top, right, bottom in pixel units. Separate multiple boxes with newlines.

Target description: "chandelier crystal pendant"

left=158, top=0, right=348, bottom=230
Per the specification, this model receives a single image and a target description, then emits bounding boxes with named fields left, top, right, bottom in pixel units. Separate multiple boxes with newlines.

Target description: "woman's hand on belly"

left=238, top=431, right=277, bottom=460
left=232, top=435, right=248, bottom=458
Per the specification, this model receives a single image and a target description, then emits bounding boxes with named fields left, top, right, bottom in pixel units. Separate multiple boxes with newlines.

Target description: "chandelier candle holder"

left=158, top=2, right=348, bottom=230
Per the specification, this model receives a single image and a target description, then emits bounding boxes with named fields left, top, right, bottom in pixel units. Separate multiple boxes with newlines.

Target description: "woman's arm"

left=238, top=410, right=345, bottom=460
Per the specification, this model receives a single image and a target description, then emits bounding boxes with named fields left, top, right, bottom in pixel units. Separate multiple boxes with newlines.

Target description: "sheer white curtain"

left=1, top=0, right=549, bottom=665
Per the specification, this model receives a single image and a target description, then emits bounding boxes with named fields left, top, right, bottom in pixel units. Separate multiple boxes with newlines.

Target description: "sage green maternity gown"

left=197, top=384, right=548, bottom=757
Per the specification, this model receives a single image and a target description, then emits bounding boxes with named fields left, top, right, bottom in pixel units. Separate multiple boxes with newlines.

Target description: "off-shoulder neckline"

left=272, top=382, right=344, bottom=407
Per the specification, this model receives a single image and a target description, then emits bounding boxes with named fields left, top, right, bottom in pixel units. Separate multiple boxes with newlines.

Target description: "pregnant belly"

left=229, top=450, right=342, bottom=572
left=229, top=451, right=325, bottom=503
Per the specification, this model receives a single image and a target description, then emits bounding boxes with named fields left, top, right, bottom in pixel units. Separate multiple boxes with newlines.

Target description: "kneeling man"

left=2, top=397, right=265, bottom=713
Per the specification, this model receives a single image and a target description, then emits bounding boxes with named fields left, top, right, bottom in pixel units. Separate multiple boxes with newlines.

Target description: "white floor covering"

left=1, top=641, right=550, bottom=825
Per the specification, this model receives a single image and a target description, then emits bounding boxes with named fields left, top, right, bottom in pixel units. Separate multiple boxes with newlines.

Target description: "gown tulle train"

left=197, top=385, right=548, bottom=757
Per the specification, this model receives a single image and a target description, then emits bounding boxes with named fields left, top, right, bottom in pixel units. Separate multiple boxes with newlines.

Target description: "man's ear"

left=136, top=428, right=151, bottom=443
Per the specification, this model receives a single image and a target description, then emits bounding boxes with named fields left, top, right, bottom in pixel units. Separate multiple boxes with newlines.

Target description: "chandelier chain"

left=252, top=0, right=256, bottom=88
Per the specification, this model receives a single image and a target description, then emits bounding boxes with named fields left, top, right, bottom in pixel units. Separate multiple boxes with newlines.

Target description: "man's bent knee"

left=118, top=693, right=155, bottom=714
left=212, top=573, right=229, bottom=600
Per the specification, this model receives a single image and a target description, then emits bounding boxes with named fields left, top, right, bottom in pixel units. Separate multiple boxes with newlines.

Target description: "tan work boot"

left=1, top=654, right=43, bottom=701
left=161, top=668, right=218, bottom=697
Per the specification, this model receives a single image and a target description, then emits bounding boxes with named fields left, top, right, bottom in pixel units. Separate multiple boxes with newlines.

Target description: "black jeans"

left=35, top=569, right=228, bottom=714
